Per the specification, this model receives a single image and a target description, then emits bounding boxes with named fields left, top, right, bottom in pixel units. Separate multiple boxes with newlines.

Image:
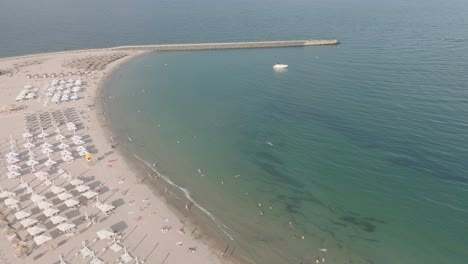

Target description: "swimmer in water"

left=265, top=141, right=273, bottom=146
left=197, top=168, right=204, bottom=176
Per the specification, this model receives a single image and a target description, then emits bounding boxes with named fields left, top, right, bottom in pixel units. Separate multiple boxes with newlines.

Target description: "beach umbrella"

left=7, top=164, right=21, bottom=171
left=7, top=171, right=21, bottom=179
left=50, top=215, right=67, bottom=225
left=109, top=242, right=123, bottom=252
left=76, top=185, right=91, bottom=193
left=82, top=190, right=98, bottom=200
left=6, top=157, right=20, bottom=164
left=26, top=159, right=39, bottom=167
left=23, top=142, right=35, bottom=149
left=37, top=129, right=49, bottom=139
left=76, top=146, right=87, bottom=152
left=15, top=245, right=29, bottom=258
left=37, top=201, right=53, bottom=210
left=19, top=178, right=29, bottom=189
left=20, top=218, right=38, bottom=228
left=61, top=150, right=72, bottom=156
left=58, top=142, right=69, bottom=149
left=41, top=142, right=53, bottom=148
left=31, top=193, right=46, bottom=203
left=96, top=228, right=114, bottom=240
left=15, top=210, right=31, bottom=220
left=0, top=190, right=16, bottom=198
left=50, top=184, right=66, bottom=195
left=55, top=134, right=66, bottom=141
left=43, top=208, right=59, bottom=217
left=42, top=148, right=54, bottom=154
left=79, top=246, right=93, bottom=258
left=62, top=155, right=74, bottom=163
left=57, top=192, right=73, bottom=201
left=4, top=198, right=19, bottom=206
left=27, top=225, right=45, bottom=236
left=34, top=171, right=48, bottom=180
left=44, top=158, right=57, bottom=167
left=22, top=132, right=33, bottom=139
left=57, top=222, right=75, bottom=232
left=73, top=139, right=85, bottom=145
left=33, top=233, right=52, bottom=246
left=64, top=199, right=79, bottom=208
left=120, top=247, right=133, bottom=263
left=5, top=152, right=19, bottom=159
left=69, top=178, right=84, bottom=186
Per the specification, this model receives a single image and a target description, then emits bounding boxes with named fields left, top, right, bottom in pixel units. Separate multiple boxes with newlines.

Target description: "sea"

left=1, top=0, right=468, bottom=263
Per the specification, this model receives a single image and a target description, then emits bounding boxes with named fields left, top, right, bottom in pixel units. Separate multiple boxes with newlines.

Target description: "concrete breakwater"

left=113, top=39, right=339, bottom=52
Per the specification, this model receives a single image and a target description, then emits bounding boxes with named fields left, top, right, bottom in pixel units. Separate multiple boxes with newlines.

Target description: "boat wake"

left=133, top=154, right=235, bottom=240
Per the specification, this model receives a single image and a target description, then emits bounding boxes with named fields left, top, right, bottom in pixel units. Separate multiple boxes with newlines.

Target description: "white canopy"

left=27, top=225, right=46, bottom=236
left=95, top=202, right=115, bottom=214
left=7, top=171, right=21, bottom=179
left=50, top=215, right=67, bottom=225
left=57, top=222, right=75, bottom=232
left=76, top=185, right=90, bottom=193
left=23, top=142, right=35, bottom=149
left=6, top=157, right=19, bottom=164
left=82, top=190, right=97, bottom=199
left=7, top=164, right=21, bottom=171
left=4, top=198, right=19, bottom=206
left=57, top=192, right=73, bottom=201
left=69, top=178, right=84, bottom=186
left=31, top=193, right=46, bottom=203
left=0, top=190, right=16, bottom=198
left=15, top=210, right=32, bottom=220
left=37, top=201, right=53, bottom=210
left=22, top=132, right=33, bottom=138
left=34, top=171, right=49, bottom=180
left=26, top=159, right=39, bottom=166
left=96, top=228, right=114, bottom=240
left=50, top=185, right=66, bottom=194
left=64, top=199, right=79, bottom=207
left=34, top=233, right=52, bottom=245
left=43, top=207, right=59, bottom=217
left=20, top=218, right=38, bottom=228
left=56, top=134, right=66, bottom=141
left=44, top=159, right=57, bottom=167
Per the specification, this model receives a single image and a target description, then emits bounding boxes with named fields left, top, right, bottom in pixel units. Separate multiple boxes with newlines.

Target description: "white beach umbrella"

left=22, top=132, right=33, bottom=139
left=109, top=243, right=123, bottom=252
left=31, top=193, right=46, bottom=203
left=7, top=165, right=21, bottom=171
left=19, top=177, right=29, bottom=189
left=76, top=185, right=91, bottom=193
left=44, top=158, right=57, bottom=167
left=37, top=201, right=53, bottom=210
left=57, top=222, right=75, bottom=232
left=58, top=142, right=69, bottom=149
left=50, top=215, right=67, bottom=225
left=62, top=155, right=74, bottom=163
left=50, top=184, right=66, bottom=195
left=57, top=192, right=73, bottom=201
left=26, top=159, right=39, bottom=167
left=96, top=228, right=114, bottom=240
left=55, top=134, right=66, bottom=141
left=23, top=142, right=35, bottom=149
left=64, top=199, right=79, bottom=208
left=28, top=225, right=46, bottom=236
left=34, top=171, right=48, bottom=180
left=71, top=135, right=82, bottom=141
left=69, top=178, right=84, bottom=186
left=0, top=190, right=15, bottom=198
left=82, top=190, right=97, bottom=199
left=20, top=218, right=38, bottom=228
left=15, top=210, right=32, bottom=220
left=95, top=202, right=115, bottom=214
left=42, top=148, right=54, bottom=154
left=37, top=131, right=49, bottom=139
left=5, top=152, right=19, bottom=159
left=78, top=150, right=89, bottom=156
left=73, top=139, right=85, bottom=145
left=6, top=157, right=20, bottom=164
left=61, top=150, right=72, bottom=156
left=5, top=198, right=19, bottom=206
left=7, top=171, right=21, bottom=179
left=76, top=146, right=87, bottom=152
left=34, top=233, right=52, bottom=245
left=43, top=207, right=59, bottom=217
left=41, top=142, right=53, bottom=148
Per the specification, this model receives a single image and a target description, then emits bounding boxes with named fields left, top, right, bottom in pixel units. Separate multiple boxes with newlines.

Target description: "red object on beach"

left=107, top=159, right=118, bottom=163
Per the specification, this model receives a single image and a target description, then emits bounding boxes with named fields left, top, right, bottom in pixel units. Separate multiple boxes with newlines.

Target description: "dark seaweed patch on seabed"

left=339, top=216, right=379, bottom=233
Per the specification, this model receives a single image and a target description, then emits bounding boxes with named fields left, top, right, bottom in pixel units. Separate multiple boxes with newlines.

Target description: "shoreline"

left=0, top=48, right=227, bottom=263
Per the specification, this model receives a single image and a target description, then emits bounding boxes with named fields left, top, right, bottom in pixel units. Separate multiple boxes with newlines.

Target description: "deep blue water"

left=3, top=0, right=468, bottom=263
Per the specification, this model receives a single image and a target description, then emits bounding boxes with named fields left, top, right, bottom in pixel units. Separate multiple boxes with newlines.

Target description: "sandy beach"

left=0, top=49, right=224, bottom=264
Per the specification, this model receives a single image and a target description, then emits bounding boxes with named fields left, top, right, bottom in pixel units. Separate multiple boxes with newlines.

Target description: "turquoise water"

left=103, top=43, right=468, bottom=263
left=3, top=0, right=468, bottom=263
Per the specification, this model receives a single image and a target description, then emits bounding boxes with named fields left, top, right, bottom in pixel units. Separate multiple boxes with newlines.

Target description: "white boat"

left=273, top=64, right=288, bottom=70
